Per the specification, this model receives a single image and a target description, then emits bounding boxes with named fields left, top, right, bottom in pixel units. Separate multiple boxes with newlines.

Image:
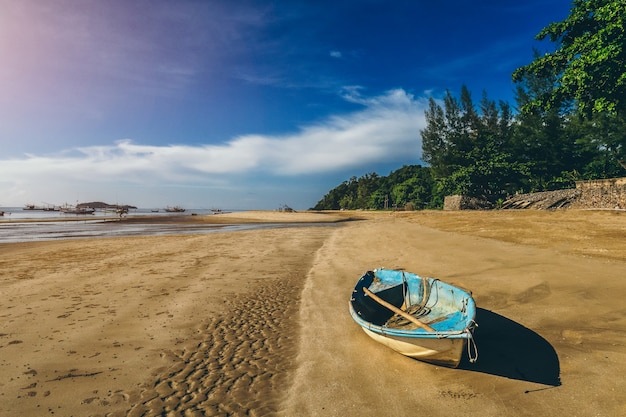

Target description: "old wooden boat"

left=349, top=268, right=478, bottom=367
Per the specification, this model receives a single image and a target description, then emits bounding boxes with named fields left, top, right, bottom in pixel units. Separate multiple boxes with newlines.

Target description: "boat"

left=349, top=268, right=478, bottom=368
left=22, top=203, right=58, bottom=211
left=165, top=206, right=185, bottom=212
left=60, top=206, right=96, bottom=215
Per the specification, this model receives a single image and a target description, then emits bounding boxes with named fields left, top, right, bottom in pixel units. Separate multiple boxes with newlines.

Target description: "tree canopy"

left=512, top=0, right=626, bottom=116
left=421, top=86, right=524, bottom=202
left=313, top=165, right=436, bottom=210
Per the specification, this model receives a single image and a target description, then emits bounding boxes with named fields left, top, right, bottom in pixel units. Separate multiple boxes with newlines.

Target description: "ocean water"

left=0, top=207, right=335, bottom=243
left=0, top=207, right=216, bottom=221
left=0, top=207, right=234, bottom=243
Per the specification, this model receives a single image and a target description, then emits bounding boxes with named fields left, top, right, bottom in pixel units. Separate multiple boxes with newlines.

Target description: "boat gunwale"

left=349, top=303, right=473, bottom=339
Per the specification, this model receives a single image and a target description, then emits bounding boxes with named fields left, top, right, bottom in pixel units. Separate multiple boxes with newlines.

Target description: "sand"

left=1, top=209, right=625, bottom=416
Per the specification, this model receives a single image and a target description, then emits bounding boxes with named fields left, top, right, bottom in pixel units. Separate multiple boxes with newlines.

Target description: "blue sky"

left=0, top=0, right=571, bottom=210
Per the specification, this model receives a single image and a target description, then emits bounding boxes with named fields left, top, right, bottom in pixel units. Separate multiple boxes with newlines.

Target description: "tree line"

left=314, top=0, right=625, bottom=210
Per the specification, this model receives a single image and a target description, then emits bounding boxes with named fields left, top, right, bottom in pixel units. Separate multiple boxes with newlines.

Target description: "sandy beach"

left=1, top=209, right=625, bottom=416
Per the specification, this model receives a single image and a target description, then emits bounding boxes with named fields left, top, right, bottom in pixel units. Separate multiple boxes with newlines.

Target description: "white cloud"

left=262, top=89, right=426, bottom=174
left=0, top=89, right=427, bottom=206
left=330, top=50, right=342, bottom=58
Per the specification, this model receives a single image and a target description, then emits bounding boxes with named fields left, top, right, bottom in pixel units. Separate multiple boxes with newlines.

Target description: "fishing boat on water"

left=60, top=206, right=96, bottom=215
left=24, top=203, right=60, bottom=211
left=165, top=206, right=185, bottom=212
left=349, top=268, right=478, bottom=368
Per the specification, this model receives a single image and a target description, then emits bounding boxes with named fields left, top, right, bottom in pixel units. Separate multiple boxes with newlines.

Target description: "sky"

left=0, top=0, right=573, bottom=210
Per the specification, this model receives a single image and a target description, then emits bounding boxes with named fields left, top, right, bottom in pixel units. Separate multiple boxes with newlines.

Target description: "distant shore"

left=0, top=209, right=350, bottom=223
left=0, top=210, right=354, bottom=244
left=1, top=209, right=624, bottom=416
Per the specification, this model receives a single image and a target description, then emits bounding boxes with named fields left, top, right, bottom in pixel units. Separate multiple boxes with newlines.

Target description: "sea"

left=0, top=207, right=217, bottom=221
left=0, top=207, right=253, bottom=244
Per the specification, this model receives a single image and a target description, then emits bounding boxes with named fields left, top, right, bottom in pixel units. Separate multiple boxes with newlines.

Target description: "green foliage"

left=511, top=67, right=581, bottom=191
left=569, top=111, right=626, bottom=175
left=313, top=165, right=435, bottom=210
left=513, top=0, right=626, bottom=176
left=421, top=86, right=527, bottom=202
left=512, top=0, right=626, bottom=116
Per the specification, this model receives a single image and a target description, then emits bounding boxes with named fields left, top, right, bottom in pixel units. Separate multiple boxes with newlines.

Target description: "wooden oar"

left=363, top=287, right=435, bottom=332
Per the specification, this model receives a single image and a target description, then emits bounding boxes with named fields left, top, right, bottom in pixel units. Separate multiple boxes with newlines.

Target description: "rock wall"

left=573, top=177, right=626, bottom=209
left=501, top=189, right=581, bottom=210
left=443, top=195, right=462, bottom=210
left=443, top=195, right=493, bottom=210
left=447, top=176, right=626, bottom=210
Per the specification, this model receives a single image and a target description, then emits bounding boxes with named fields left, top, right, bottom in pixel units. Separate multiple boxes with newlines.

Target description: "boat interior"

left=351, top=271, right=407, bottom=326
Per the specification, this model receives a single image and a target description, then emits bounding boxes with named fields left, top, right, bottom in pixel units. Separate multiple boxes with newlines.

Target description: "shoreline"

left=1, top=209, right=624, bottom=416
left=0, top=211, right=356, bottom=244
left=0, top=210, right=356, bottom=224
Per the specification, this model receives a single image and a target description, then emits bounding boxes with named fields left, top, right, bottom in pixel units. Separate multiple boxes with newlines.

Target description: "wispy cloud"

left=0, top=89, right=427, bottom=204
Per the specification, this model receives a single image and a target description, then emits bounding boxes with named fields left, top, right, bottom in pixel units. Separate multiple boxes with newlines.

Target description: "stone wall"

left=447, top=176, right=626, bottom=210
left=443, top=195, right=462, bottom=210
left=574, top=177, right=626, bottom=209
left=501, top=189, right=580, bottom=210
left=443, top=195, right=493, bottom=210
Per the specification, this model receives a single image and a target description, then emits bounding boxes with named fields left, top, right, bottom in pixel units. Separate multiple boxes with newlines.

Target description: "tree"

left=512, top=64, right=582, bottom=190
left=421, top=86, right=481, bottom=177
left=512, top=0, right=626, bottom=116
left=313, top=165, right=435, bottom=210
left=421, top=87, right=525, bottom=202
left=571, top=111, right=626, bottom=176
left=355, top=172, right=379, bottom=208
left=421, top=96, right=449, bottom=177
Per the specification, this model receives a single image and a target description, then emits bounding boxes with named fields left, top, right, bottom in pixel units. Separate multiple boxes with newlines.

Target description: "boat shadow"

left=458, top=308, right=561, bottom=386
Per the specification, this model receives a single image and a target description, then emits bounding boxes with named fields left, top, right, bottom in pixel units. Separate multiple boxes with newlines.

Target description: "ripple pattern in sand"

left=125, top=275, right=301, bottom=417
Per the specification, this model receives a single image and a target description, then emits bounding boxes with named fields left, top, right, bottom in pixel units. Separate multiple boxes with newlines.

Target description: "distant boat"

left=349, top=268, right=478, bottom=368
left=60, top=206, right=95, bottom=215
left=151, top=209, right=160, bottom=213
left=23, top=203, right=59, bottom=211
left=164, top=206, right=185, bottom=212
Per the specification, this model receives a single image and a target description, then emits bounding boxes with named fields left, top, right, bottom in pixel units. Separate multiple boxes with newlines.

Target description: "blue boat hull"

left=349, top=268, right=477, bottom=367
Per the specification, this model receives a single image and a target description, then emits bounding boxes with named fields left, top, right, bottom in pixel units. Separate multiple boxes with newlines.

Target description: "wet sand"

left=1, top=210, right=625, bottom=416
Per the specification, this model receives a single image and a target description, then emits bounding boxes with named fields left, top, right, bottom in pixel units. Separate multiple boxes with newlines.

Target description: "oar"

left=363, top=287, right=435, bottom=332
